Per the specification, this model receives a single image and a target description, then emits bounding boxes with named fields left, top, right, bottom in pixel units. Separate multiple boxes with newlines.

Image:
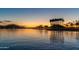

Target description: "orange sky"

left=18, top=22, right=50, bottom=27
left=15, top=20, right=50, bottom=27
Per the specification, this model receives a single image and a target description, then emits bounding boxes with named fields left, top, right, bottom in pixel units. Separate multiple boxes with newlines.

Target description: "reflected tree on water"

left=49, top=31, right=64, bottom=49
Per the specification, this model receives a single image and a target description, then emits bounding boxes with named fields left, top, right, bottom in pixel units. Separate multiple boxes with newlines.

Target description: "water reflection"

left=50, top=31, right=79, bottom=49
left=49, top=31, right=64, bottom=49
left=0, top=29, right=79, bottom=49
left=76, top=32, right=79, bottom=40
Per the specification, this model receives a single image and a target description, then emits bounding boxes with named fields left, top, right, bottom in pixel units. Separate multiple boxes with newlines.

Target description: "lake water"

left=0, top=29, right=79, bottom=50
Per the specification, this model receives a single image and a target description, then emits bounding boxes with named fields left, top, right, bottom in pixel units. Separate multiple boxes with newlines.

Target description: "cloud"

left=4, top=20, right=12, bottom=22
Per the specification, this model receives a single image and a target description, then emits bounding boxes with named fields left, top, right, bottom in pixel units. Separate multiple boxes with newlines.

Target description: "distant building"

left=50, top=18, right=64, bottom=26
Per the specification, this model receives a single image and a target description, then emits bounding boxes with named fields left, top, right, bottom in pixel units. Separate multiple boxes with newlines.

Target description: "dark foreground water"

left=0, top=29, right=79, bottom=50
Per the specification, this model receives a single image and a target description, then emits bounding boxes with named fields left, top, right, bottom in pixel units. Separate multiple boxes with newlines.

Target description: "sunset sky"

left=0, top=8, right=79, bottom=27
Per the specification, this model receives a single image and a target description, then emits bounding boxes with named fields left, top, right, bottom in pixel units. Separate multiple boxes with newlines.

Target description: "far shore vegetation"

left=0, top=18, right=79, bottom=31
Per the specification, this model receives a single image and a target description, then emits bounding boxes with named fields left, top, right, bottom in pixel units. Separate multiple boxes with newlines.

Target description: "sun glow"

left=16, top=21, right=50, bottom=27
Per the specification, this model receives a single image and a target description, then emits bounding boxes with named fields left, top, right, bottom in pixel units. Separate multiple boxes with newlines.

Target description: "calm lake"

left=0, top=29, right=79, bottom=50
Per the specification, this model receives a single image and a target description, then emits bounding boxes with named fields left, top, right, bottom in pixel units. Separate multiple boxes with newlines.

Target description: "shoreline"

left=0, top=28, right=79, bottom=31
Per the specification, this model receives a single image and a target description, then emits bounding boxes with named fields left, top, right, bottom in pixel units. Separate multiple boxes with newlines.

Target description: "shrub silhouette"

left=50, top=24, right=65, bottom=30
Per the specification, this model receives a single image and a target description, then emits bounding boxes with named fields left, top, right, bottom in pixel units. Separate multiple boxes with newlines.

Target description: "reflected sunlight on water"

left=0, top=29, right=79, bottom=50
